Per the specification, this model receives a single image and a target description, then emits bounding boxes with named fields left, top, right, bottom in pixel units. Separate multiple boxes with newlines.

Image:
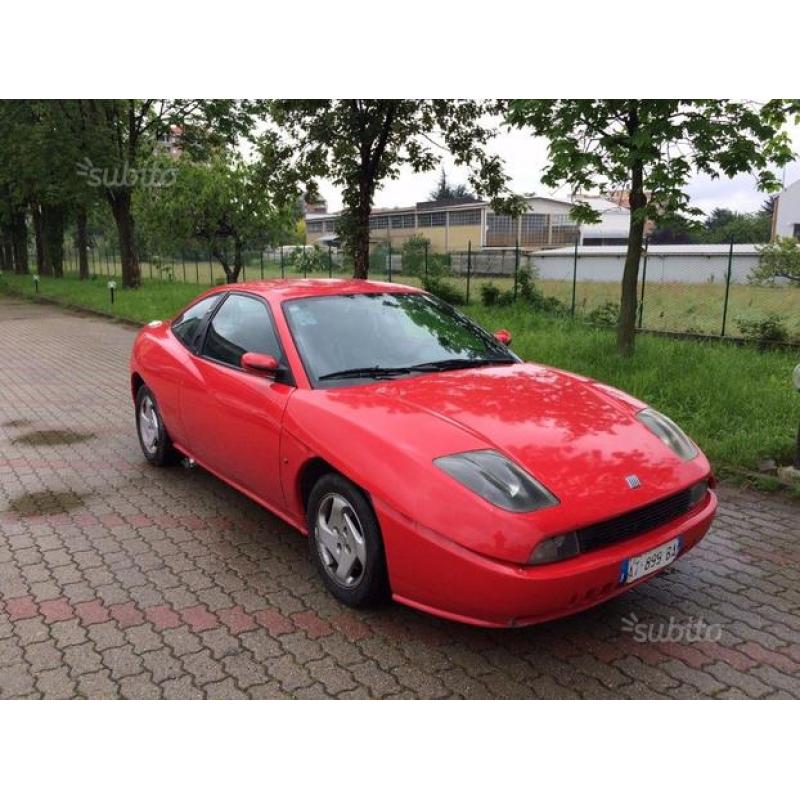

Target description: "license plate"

left=620, top=537, right=681, bottom=584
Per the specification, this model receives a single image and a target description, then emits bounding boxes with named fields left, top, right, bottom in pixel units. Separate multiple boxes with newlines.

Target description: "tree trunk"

left=231, top=238, right=243, bottom=283
left=31, top=204, right=47, bottom=274
left=351, top=205, right=371, bottom=279
left=11, top=210, right=29, bottom=275
left=76, top=205, right=90, bottom=280
left=617, top=159, right=646, bottom=357
left=108, top=190, right=141, bottom=288
left=42, top=204, right=66, bottom=278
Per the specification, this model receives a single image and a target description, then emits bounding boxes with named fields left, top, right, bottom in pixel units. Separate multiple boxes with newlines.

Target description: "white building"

left=772, top=179, right=800, bottom=239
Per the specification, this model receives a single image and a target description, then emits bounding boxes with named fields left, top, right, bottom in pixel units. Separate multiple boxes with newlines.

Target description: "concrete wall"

left=774, top=180, right=800, bottom=239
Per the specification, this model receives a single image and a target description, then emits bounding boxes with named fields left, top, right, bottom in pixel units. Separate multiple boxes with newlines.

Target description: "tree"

left=699, top=208, right=772, bottom=244
left=269, top=100, right=510, bottom=279
left=752, top=236, right=800, bottom=285
left=428, top=168, right=477, bottom=202
left=136, top=138, right=299, bottom=283
left=61, top=100, right=253, bottom=288
left=507, top=100, right=798, bottom=355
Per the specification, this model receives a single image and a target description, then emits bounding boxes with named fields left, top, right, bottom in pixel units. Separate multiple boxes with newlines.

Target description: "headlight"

left=637, top=408, right=698, bottom=461
left=529, top=532, right=579, bottom=565
left=434, top=450, right=558, bottom=513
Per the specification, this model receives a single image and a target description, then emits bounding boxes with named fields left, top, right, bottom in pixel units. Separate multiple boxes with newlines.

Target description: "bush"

left=422, top=276, right=463, bottom=305
left=480, top=283, right=501, bottom=306
left=497, top=289, right=516, bottom=307
left=288, top=245, right=326, bottom=273
left=400, top=235, right=428, bottom=277
left=736, top=314, right=789, bottom=345
left=588, top=301, right=620, bottom=327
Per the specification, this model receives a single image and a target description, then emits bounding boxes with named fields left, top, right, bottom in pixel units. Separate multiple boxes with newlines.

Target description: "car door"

left=179, top=291, right=294, bottom=512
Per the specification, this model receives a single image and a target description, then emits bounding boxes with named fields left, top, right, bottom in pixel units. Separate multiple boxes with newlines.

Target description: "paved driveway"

left=0, top=296, right=798, bottom=699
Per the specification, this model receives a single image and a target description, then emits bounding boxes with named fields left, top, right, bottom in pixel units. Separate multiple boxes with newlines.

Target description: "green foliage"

left=288, top=245, right=328, bottom=274
left=421, top=276, right=463, bottom=305
left=752, top=237, right=800, bottom=285
left=736, top=313, right=790, bottom=344
left=480, top=282, right=500, bottom=306
left=428, top=168, right=477, bottom=202
left=699, top=207, right=772, bottom=244
left=268, top=100, right=511, bottom=276
left=400, top=235, right=429, bottom=276
left=588, top=301, right=621, bottom=327
left=507, top=99, right=799, bottom=354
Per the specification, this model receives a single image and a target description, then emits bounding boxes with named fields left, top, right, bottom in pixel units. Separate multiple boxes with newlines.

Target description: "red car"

left=130, top=279, right=717, bottom=628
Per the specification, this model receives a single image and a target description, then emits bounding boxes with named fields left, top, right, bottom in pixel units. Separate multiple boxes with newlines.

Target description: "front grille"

left=576, top=487, right=696, bottom=554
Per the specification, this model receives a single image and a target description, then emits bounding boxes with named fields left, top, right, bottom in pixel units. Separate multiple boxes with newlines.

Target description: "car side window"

left=202, top=293, right=282, bottom=369
left=171, top=295, right=221, bottom=351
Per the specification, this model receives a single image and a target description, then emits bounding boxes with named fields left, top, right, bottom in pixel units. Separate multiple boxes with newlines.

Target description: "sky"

left=314, top=121, right=800, bottom=216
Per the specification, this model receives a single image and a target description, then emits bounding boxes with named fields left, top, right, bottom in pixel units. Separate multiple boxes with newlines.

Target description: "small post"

left=513, top=237, right=520, bottom=301
left=466, top=240, right=472, bottom=304
left=571, top=237, right=579, bottom=316
left=108, top=280, right=116, bottom=305
left=149, top=260, right=153, bottom=280
left=280, top=245, right=285, bottom=279
left=328, top=242, right=333, bottom=278
left=195, top=256, right=199, bottom=284
left=424, top=239, right=429, bottom=279
left=33, top=274, right=39, bottom=294
left=209, top=250, right=213, bottom=286
left=182, top=253, right=186, bottom=283
left=721, top=238, right=734, bottom=337
left=260, top=249, right=264, bottom=280
left=638, top=236, right=649, bottom=329
left=387, top=243, right=393, bottom=282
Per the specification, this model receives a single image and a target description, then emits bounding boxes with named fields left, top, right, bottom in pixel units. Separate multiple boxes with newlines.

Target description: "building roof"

left=539, top=244, right=760, bottom=257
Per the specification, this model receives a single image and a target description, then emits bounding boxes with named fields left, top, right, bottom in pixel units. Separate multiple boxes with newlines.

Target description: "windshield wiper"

left=317, top=365, right=417, bottom=381
left=318, top=356, right=517, bottom=382
left=405, top=356, right=517, bottom=372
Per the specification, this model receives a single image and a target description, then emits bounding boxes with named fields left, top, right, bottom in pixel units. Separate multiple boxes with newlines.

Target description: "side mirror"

left=241, top=352, right=280, bottom=376
left=494, top=329, right=512, bottom=346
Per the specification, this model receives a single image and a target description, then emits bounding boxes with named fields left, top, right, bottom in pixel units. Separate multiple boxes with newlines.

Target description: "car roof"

left=219, top=278, right=425, bottom=302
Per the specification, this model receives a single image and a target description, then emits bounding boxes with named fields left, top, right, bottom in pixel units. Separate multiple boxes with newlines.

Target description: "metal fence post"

left=328, top=242, right=333, bottom=278
left=721, top=238, right=734, bottom=337
left=466, top=241, right=472, bottom=304
left=260, top=249, right=264, bottom=280
left=280, top=245, right=285, bottom=279
left=388, top=243, right=392, bottom=282
left=194, top=255, right=199, bottom=284
left=513, top=238, right=520, bottom=301
left=181, top=253, right=186, bottom=283
left=209, top=250, right=213, bottom=286
left=571, top=238, right=578, bottom=316
left=424, top=239, right=428, bottom=280
left=638, top=237, right=649, bottom=329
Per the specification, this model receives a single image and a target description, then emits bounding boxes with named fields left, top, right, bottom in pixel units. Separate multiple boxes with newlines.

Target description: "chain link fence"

left=21, top=237, right=800, bottom=347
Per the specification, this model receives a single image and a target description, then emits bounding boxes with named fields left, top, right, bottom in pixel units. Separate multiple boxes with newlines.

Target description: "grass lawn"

left=2, top=271, right=798, bottom=483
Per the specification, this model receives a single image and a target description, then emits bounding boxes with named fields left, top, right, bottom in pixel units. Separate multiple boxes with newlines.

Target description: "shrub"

left=588, top=301, right=620, bottom=327
left=400, top=235, right=429, bottom=277
left=422, top=276, right=463, bottom=305
left=288, top=246, right=326, bottom=273
left=480, top=283, right=501, bottom=306
left=736, top=314, right=789, bottom=345
left=497, top=289, right=516, bottom=307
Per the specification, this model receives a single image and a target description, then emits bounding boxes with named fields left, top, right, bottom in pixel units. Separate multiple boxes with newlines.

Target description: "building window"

left=550, top=214, right=580, bottom=245
left=306, top=220, right=323, bottom=233
left=486, top=213, right=516, bottom=247
left=448, top=209, right=482, bottom=226
left=369, top=216, right=389, bottom=230
left=794, top=224, right=800, bottom=240
left=390, top=214, right=415, bottom=229
left=418, top=212, right=446, bottom=227
left=323, top=219, right=338, bottom=233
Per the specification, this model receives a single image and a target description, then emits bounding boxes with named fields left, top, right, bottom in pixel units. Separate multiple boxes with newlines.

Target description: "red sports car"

left=130, top=279, right=717, bottom=627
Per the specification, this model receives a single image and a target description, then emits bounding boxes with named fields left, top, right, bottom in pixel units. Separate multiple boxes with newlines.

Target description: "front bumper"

left=378, top=490, right=717, bottom=628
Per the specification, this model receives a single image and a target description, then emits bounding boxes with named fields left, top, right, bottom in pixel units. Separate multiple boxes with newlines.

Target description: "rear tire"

left=307, top=473, right=389, bottom=608
left=135, top=385, right=179, bottom=467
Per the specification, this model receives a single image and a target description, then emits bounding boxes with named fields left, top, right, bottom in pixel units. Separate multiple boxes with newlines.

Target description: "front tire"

left=307, top=473, right=389, bottom=608
left=135, top=385, right=178, bottom=467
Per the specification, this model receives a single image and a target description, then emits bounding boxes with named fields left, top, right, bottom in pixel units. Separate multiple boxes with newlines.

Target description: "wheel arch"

left=297, top=456, right=376, bottom=517
left=131, top=371, right=145, bottom=404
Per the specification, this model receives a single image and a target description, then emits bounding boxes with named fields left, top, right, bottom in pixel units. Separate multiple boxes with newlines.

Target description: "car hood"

left=370, top=363, right=704, bottom=513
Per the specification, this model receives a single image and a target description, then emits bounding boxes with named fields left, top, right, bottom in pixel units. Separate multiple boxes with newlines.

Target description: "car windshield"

left=283, top=292, right=518, bottom=387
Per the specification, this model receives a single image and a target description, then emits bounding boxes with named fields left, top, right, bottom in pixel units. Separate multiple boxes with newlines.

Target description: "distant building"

left=771, top=179, right=800, bottom=239
left=305, top=194, right=632, bottom=253
left=154, top=125, right=183, bottom=158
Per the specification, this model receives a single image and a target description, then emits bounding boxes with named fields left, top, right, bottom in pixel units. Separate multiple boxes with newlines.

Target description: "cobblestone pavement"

left=1, top=296, right=799, bottom=700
